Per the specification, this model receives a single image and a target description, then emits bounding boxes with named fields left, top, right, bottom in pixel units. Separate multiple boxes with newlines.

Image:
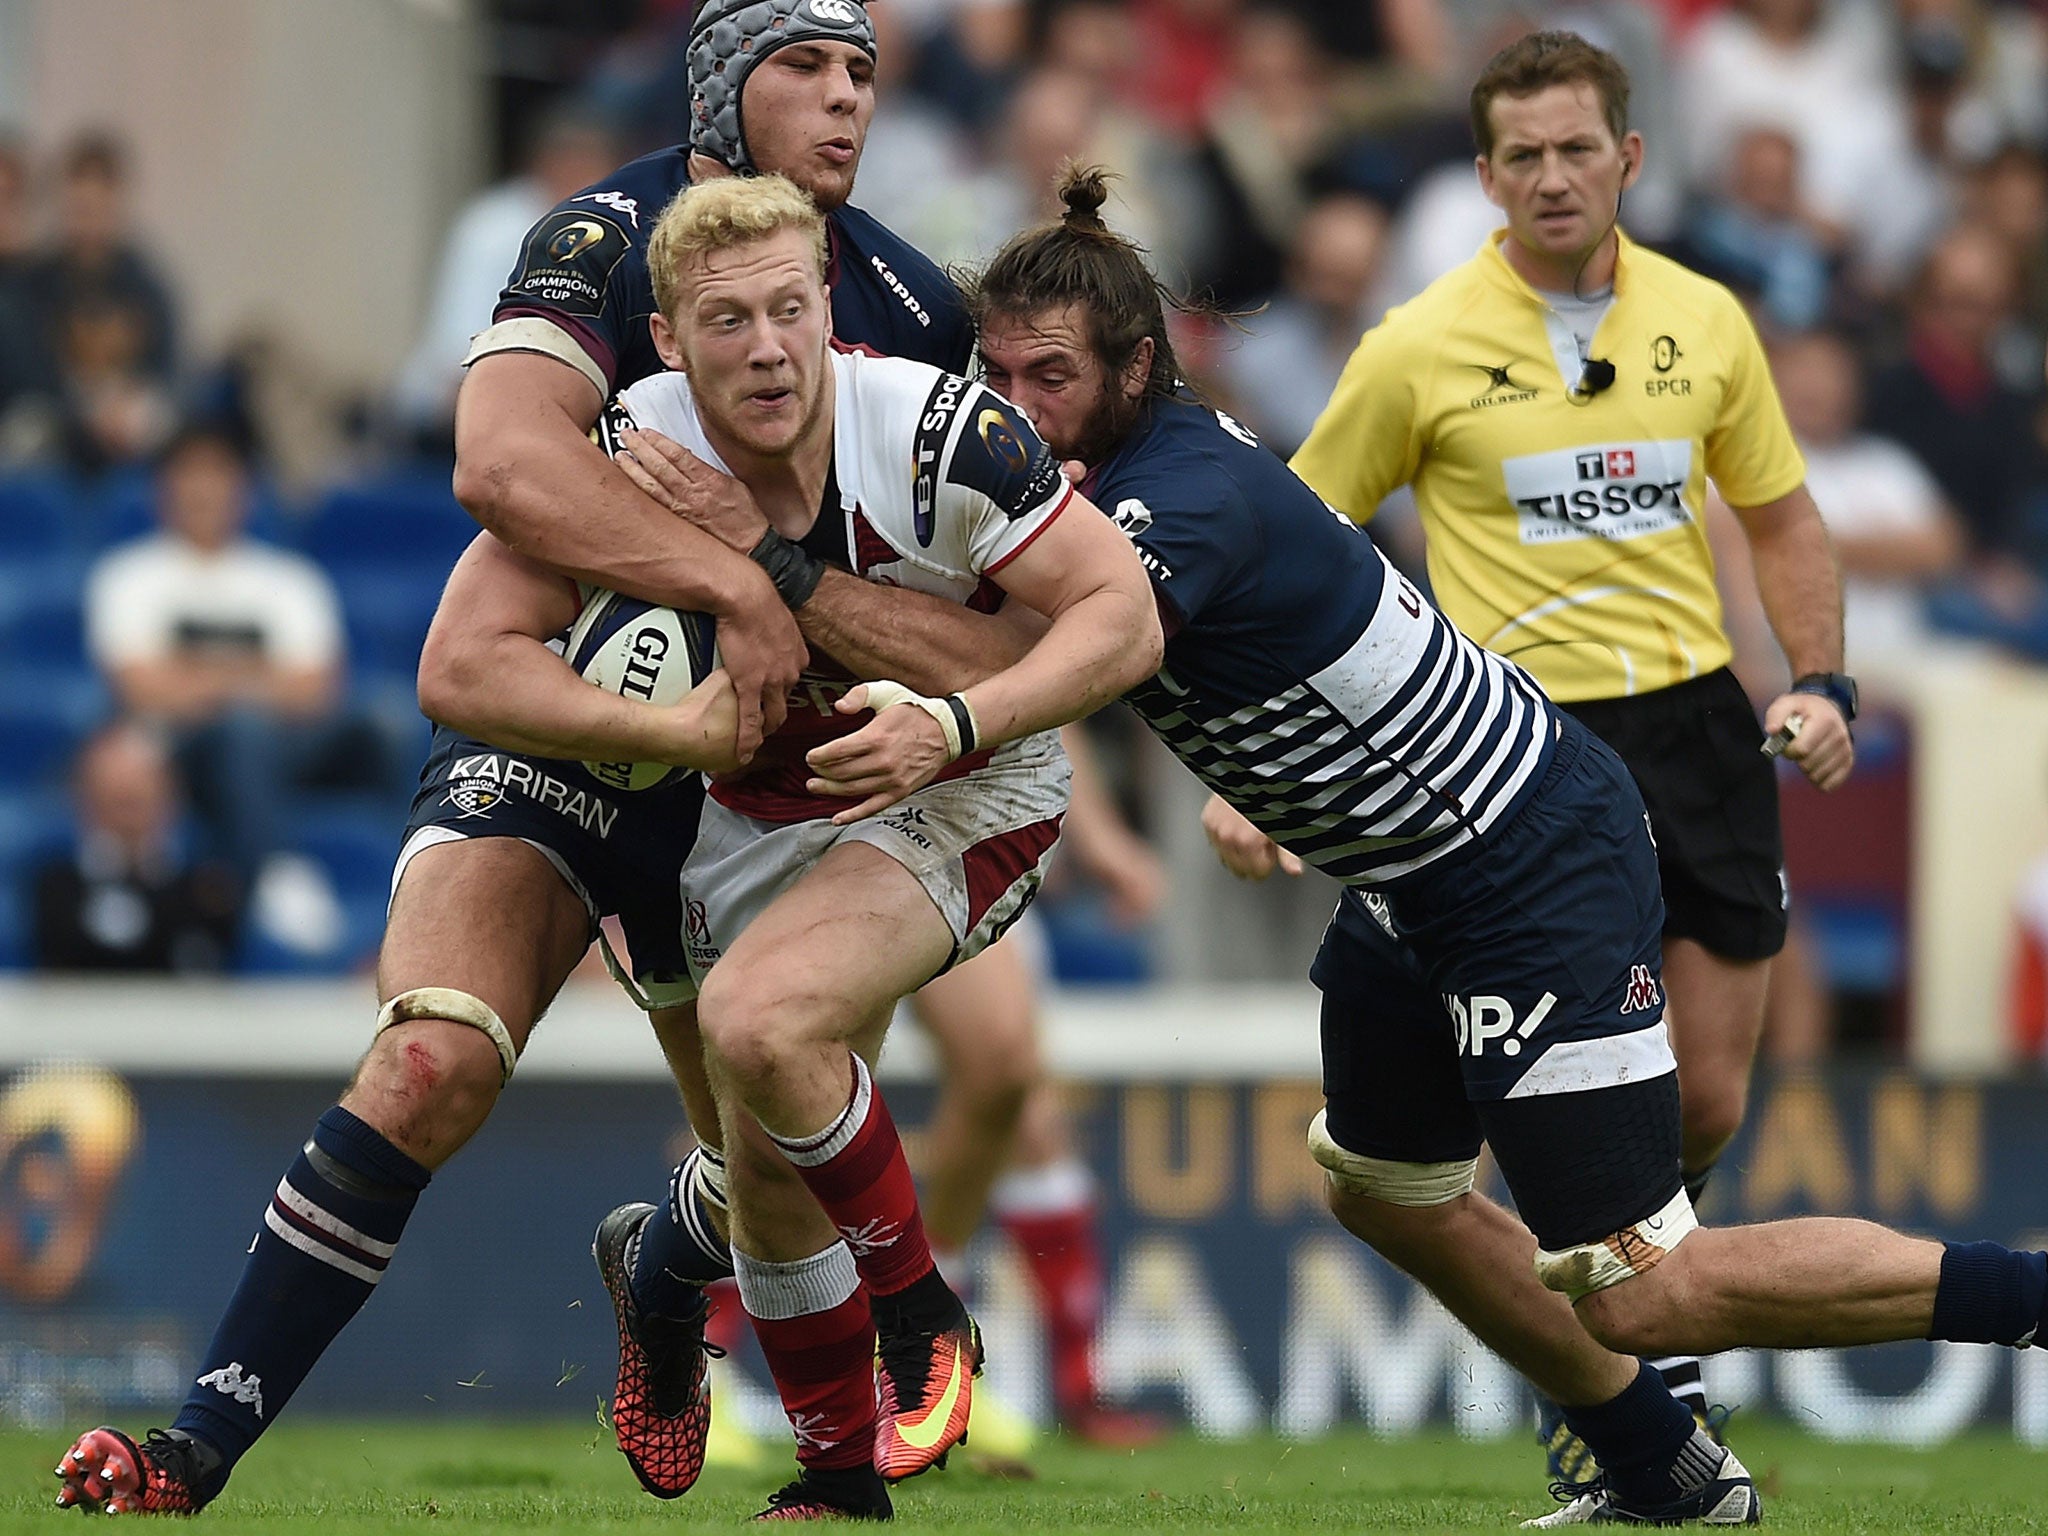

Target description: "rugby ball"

left=563, top=590, right=718, bottom=791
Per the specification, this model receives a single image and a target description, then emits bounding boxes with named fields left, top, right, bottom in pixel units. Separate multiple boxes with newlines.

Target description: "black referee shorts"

left=1563, top=667, right=1787, bottom=962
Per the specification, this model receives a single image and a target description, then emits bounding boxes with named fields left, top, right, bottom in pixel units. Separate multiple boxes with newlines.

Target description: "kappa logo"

left=572, top=190, right=641, bottom=228
left=1620, top=963, right=1662, bottom=1015
left=838, top=1216, right=902, bottom=1256
left=869, top=253, right=932, bottom=328
left=198, top=1361, right=266, bottom=1419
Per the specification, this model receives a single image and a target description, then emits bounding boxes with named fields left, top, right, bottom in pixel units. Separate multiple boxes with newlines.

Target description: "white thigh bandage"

left=375, top=988, right=519, bottom=1086
left=1307, top=1109, right=1478, bottom=1206
left=1534, top=1187, right=1699, bottom=1301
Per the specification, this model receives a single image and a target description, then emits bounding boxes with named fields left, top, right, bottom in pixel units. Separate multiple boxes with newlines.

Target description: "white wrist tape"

left=860, top=679, right=979, bottom=761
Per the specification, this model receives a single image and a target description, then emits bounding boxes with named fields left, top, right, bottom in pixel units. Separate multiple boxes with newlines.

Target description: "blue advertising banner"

left=1, top=1062, right=2045, bottom=1446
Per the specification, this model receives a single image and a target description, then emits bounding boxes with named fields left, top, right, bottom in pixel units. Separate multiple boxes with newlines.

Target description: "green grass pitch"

left=1, top=1419, right=2043, bottom=1532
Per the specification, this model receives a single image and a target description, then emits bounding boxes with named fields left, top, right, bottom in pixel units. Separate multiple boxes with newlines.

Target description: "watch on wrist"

left=1791, top=672, right=1858, bottom=724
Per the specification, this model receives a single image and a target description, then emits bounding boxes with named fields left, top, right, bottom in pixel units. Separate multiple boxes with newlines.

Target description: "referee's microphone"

left=1570, top=357, right=1617, bottom=403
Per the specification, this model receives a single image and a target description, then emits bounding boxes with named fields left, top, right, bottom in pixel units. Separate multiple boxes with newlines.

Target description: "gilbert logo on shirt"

left=1501, top=440, right=1694, bottom=546
left=1467, top=361, right=1538, bottom=409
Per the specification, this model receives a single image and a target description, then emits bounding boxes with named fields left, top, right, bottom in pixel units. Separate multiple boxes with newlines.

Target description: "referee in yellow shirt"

left=1287, top=27, right=1854, bottom=1469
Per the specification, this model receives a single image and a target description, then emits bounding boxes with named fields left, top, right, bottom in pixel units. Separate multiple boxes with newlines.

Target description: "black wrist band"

left=942, top=694, right=977, bottom=756
left=749, top=528, right=826, bottom=611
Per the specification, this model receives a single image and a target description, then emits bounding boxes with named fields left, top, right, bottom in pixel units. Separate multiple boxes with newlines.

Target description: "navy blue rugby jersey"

left=1089, top=396, right=1559, bottom=883
left=490, top=146, right=975, bottom=392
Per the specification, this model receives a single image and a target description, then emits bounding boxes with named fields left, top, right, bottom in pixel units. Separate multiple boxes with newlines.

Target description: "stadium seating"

left=0, top=467, right=462, bottom=976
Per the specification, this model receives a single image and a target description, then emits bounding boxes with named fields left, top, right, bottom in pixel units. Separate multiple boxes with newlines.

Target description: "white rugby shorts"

left=681, top=731, right=1071, bottom=986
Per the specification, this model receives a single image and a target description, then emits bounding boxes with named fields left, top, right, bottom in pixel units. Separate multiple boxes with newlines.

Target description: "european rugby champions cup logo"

left=546, top=219, right=610, bottom=262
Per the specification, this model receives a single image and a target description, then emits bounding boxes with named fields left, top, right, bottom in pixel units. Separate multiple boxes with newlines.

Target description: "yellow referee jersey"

left=1291, top=230, right=1805, bottom=703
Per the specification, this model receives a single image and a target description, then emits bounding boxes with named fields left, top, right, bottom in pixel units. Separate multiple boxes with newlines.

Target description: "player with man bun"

left=956, top=160, right=2048, bottom=1527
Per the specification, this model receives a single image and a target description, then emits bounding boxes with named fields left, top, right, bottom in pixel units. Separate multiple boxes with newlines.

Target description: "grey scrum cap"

left=689, top=0, right=877, bottom=173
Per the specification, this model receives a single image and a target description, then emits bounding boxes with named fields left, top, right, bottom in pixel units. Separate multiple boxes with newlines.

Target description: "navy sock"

left=1929, top=1241, right=2047, bottom=1346
left=1560, top=1358, right=1700, bottom=1506
left=630, top=1146, right=733, bottom=1319
left=170, top=1107, right=429, bottom=1488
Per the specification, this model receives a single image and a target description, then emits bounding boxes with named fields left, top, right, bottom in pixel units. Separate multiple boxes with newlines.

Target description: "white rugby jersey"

left=606, top=349, right=1072, bottom=821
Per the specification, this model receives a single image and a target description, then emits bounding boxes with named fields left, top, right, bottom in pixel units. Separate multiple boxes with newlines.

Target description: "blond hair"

left=646, top=174, right=829, bottom=322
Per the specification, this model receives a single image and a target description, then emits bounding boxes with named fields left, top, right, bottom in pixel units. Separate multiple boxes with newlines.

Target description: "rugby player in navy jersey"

left=880, top=164, right=2048, bottom=1527
left=46, top=0, right=1086, bottom=1515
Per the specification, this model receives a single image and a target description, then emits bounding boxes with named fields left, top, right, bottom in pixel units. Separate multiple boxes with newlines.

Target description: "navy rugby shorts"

left=392, top=724, right=704, bottom=1009
left=1312, top=717, right=1684, bottom=1250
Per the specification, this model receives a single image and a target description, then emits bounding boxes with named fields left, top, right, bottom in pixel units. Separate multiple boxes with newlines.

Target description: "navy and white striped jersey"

left=1093, top=396, right=1560, bottom=884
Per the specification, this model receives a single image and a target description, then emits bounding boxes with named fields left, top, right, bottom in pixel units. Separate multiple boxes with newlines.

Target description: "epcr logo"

left=806, top=0, right=861, bottom=24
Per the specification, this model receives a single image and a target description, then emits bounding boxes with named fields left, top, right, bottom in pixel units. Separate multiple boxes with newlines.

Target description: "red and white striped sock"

left=769, top=1054, right=936, bottom=1298
left=734, top=1243, right=876, bottom=1472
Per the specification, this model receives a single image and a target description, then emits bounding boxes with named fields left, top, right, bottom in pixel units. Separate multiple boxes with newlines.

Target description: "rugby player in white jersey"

left=412, top=173, right=1159, bottom=1520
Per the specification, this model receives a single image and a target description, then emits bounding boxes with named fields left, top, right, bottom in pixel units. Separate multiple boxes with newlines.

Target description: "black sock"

left=1559, top=1358, right=1700, bottom=1506
left=169, top=1107, right=429, bottom=1491
left=870, top=1267, right=961, bottom=1338
left=631, top=1146, right=734, bottom=1318
left=1929, top=1241, right=2047, bottom=1345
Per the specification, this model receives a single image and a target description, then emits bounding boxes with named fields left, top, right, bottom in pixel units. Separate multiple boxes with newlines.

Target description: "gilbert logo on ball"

left=564, top=590, right=718, bottom=791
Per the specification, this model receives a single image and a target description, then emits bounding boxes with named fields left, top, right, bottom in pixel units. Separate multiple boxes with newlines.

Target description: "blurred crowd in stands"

left=4, top=0, right=2048, bottom=1058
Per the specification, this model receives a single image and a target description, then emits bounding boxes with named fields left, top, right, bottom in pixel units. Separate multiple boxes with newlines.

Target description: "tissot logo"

left=1576, top=449, right=1637, bottom=481
left=1466, top=361, right=1537, bottom=409
left=1502, top=440, right=1695, bottom=546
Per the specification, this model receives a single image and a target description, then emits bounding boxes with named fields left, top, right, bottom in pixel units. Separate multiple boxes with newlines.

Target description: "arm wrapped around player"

left=805, top=489, right=1163, bottom=822
left=417, top=531, right=742, bottom=775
